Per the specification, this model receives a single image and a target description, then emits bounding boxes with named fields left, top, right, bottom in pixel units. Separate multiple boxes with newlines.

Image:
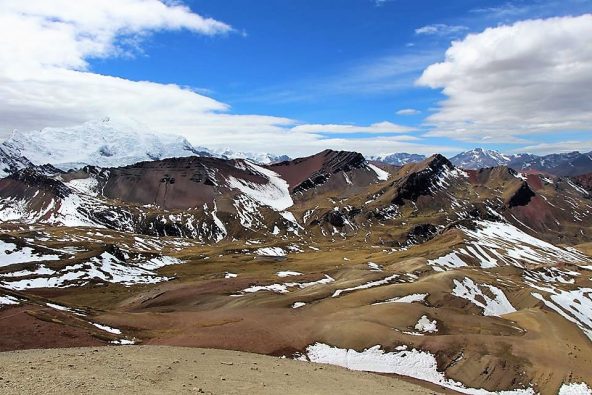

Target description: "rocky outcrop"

left=271, top=150, right=367, bottom=194
left=391, top=154, right=453, bottom=205
left=5, top=168, right=71, bottom=198
left=506, top=181, right=535, bottom=208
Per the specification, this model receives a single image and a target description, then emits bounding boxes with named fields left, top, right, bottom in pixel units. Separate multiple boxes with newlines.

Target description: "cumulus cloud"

left=417, top=14, right=592, bottom=144
left=0, top=1, right=295, bottom=147
left=396, top=108, right=421, bottom=115
left=0, top=0, right=457, bottom=157
left=415, top=24, right=468, bottom=36
left=0, top=0, right=233, bottom=73
left=516, top=140, right=592, bottom=155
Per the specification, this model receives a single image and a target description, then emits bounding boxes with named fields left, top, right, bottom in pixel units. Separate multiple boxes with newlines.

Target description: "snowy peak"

left=451, top=148, right=592, bottom=176
left=368, top=152, right=426, bottom=166
left=1, top=118, right=295, bottom=172
left=214, top=148, right=290, bottom=165
left=2, top=117, right=213, bottom=171
left=450, top=148, right=511, bottom=169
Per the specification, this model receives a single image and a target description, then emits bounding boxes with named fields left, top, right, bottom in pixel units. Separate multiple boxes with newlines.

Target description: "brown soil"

left=0, top=346, right=444, bottom=395
left=0, top=306, right=103, bottom=352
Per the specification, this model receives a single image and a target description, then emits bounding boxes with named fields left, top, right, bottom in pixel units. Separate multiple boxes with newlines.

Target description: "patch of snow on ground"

left=65, top=177, right=99, bottom=196
left=427, top=252, right=468, bottom=270
left=463, top=221, right=588, bottom=267
left=367, top=163, right=390, bottom=181
left=532, top=288, right=592, bottom=341
left=255, top=247, right=286, bottom=257
left=304, top=343, right=534, bottom=395
left=332, top=274, right=399, bottom=298
left=452, top=277, right=516, bottom=317
left=368, top=262, right=382, bottom=271
left=136, top=256, right=183, bottom=271
left=1, top=252, right=173, bottom=290
left=0, top=295, right=20, bottom=306
left=110, top=339, right=136, bottom=345
left=226, top=161, right=293, bottom=211
left=292, top=302, right=306, bottom=308
left=209, top=202, right=227, bottom=242
left=0, top=240, right=60, bottom=267
left=92, top=322, right=122, bottom=335
left=415, top=315, right=437, bottom=333
left=277, top=271, right=302, bottom=277
left=238, top=275, right=335, bottom=295
left=225, top=272, right=237, bottom=279
left=558, top=382, right=592, bottom=395
left=373, top=293, right=428, bottom=305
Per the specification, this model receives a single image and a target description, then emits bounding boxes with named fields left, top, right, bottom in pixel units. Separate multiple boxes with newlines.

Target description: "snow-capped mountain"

left=215, top=149, right=290, bottom=164
left=450, top=148, right=592, bottom=176
left=1, top=117, right=213, bottom=171
left=0, top=117, right=293, bottom=172
left=0, top=145, right=32, bottom=178
left=368, top=153, right=426, bottom=166
left=510, top=151, right=592, bottom=176
left=450, top=148, right=512, bottom=169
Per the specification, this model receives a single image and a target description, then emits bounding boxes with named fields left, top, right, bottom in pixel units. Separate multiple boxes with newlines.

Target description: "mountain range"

left=0, top=117, right=291, bottom=177
left=373, top=147, right=592, bottom=177
left=1, top=119, right=592, bottom=394
left=2, top=119, right=592, bottom=178
left=1, top=136, right=592, bottom=393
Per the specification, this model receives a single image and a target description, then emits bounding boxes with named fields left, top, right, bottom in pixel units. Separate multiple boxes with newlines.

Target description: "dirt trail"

left=0, top=345, right=445, bottom=394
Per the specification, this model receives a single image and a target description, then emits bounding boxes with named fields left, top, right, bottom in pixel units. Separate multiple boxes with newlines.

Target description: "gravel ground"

left=0, top=345, right=444, bottom=394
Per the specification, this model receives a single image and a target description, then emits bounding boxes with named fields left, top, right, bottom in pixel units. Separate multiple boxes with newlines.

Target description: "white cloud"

left=0, top=0, right=458, bottom=158
left=515, top=140, right=592, bottom=155
left=415, top=24, right=468, bottom=36
left=290, top=121, right=415, bottom=134
left=396, top=108, right=421, bottom=116
left=0, top=1, right=294, bottom=144
left=417, top=14, right=592, bottom=143
left=0, top=0, right=232, bottom=74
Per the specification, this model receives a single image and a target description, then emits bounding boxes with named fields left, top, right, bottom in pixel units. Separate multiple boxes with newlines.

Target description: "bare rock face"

left=270, top=149, right=367, bottom=194
left=391, top=154, right=453, bottom=205
left=3, top=168, right=71, bottom=199
left=506, top=181, right=536, bottom=208
left=572, top=172, right=592, bottom=192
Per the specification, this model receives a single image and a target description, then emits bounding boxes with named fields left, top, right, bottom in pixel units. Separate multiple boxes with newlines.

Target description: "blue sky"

left=2, top=0, right=592, bottom=156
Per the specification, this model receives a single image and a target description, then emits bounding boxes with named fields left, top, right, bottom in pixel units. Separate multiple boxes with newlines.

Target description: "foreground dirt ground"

left=0, top=345, right=446, bottom=395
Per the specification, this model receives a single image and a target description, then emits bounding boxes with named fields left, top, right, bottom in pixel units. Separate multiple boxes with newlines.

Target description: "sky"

left=1, top=0, right=592, bottom=157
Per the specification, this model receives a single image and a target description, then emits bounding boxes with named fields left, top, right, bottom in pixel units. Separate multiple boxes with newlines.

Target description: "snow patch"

left=277, top=271, right=302, bottom=277
left=415, top=315, right=438, bottom=333
left=558, top=382, right=592, bottom=395
left=255, top=247, right=286, bottom=257
left=452, top=277, right=516, bottom=317
left=367, top=163, right=390, bottom=181
left=226, top=161, right=293, bottom=211
left=304, top=343, right=534, bottom=395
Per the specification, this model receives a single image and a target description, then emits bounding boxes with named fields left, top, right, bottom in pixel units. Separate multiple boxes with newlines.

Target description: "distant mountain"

left=0, top=118, right=291, bottom=173
left=510, top=151, right=592, bottom=177
left=1, top=117, right=212, bottom=171
left=450, top=148, right=512, bottom=169
left=368, top=153, right=426, bottom=166
left=450, top=148, right=592, bottom=176
left=215, top=149, right=290, bottom=165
